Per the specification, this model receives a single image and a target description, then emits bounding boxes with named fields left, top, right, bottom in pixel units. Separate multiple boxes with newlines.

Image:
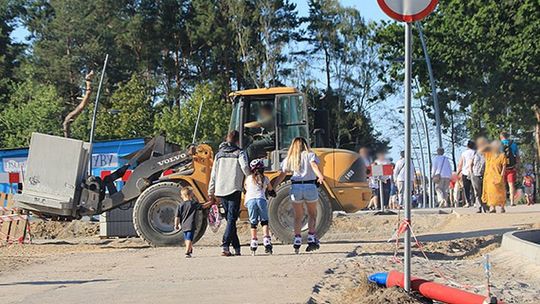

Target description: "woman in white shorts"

left=275, top=137, right=325, bottom=253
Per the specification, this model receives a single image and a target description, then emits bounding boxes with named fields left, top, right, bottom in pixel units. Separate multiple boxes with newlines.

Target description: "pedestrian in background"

left=457, top=140, right=476, bottom=207
left=431, top=148, right=452, bottom=208
left=479, top=139, right=507, bottom=213
left=358, top=147, right=372, bottom=169
left=500, top=131, right=520, bottom=206
left=374, top=151, right=391, bottom=208
left=393, top=151, right=415, bottom=207
left=523, top=165, right=535, bottom=206
left=472, top=137, right=487, bottom=213
left=360, top=147, right=378, bottom=210
left=208, top=130, right=250, bottom=257
left=449, top=172, right=459, bottom=207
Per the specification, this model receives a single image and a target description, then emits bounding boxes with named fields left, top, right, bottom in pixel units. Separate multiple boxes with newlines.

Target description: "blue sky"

left=294, top=0, right=392, bottom=21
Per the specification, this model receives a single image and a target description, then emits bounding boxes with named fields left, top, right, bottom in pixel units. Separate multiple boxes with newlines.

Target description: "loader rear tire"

left=133, top=182, right=207, bottom=247
left=268, top=182, right=332, bottom=244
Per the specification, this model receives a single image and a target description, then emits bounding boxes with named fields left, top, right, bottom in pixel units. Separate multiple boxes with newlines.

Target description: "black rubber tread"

left=268, top=182, right=333, bottom=244
left=133, top=182, right=207, bottom=247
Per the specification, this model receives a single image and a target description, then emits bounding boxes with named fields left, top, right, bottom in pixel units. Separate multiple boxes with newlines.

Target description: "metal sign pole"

left=379, top=179, right=384, bottom=212
left=88, top=54, right=109, bottom=176
left=404, top=22, right=413, bottom=293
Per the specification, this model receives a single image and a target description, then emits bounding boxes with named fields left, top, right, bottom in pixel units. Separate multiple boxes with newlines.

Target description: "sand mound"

left=419, top=235, right=501, bottom=260
left=30, top=220, right=99, bottom=239
left=309, top=262, right=427, bottom=304
left=339, top=274, right=428, bottom=304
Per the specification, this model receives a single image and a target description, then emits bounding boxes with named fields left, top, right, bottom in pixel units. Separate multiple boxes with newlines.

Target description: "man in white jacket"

left=209, top=131, right=250, bottom=256
left=431, top=148, right=452, bottom=207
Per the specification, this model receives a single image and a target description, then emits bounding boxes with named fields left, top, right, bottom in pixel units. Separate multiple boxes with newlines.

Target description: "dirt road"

left=1, top=205, right=540, bottom=304
left=0, top=242, right=354, bottom=304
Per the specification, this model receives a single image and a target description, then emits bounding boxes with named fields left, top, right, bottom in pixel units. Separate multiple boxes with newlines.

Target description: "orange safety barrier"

left=0, top=192, right=31, bottom=246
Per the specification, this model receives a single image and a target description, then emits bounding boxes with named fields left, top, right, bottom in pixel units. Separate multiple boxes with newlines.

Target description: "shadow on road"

left=0, top=279, right=112, bottom=286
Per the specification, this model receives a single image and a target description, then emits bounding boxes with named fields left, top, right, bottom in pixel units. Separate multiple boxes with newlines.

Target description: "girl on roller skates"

left=245, top=159, right=276, bottom=255
left=274, top=137, right=325, bottom=254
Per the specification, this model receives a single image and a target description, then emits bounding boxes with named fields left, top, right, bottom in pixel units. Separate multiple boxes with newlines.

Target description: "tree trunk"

left=450, top=110, right=457, bottom=170
left=534, top=105, right=540, bottom=163
left=63, top=71, right=94, bottom=138
left=534, top=105, right=540, bottom=203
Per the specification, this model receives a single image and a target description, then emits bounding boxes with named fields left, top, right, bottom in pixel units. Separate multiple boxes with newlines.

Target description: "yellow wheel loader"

left=15, top=87, right=371, bottom=246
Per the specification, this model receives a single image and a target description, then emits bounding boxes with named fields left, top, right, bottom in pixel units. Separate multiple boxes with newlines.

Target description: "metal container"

left=15, top=133, right=88, bottom=216
left=99, top=204, right=137, bottom=238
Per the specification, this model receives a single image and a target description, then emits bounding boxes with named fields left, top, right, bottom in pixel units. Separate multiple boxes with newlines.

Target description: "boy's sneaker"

left=250, top=238, right=258, bottom=256
left=263, top=236, right=273, bottom=254
left=293, top=235, right=302, bottom=254
left=185, top=252, right=192, bottom=258
left=234, top=248, right=242, bottom=256
left=306, top=233, right=320, bottom=252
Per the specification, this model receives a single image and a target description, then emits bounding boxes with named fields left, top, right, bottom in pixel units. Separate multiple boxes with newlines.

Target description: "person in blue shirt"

left=499, top=132, right=520, bottom=206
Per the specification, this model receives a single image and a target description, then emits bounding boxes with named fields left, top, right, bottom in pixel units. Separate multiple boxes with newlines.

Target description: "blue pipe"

left=368, top=272, right=389, bottom=286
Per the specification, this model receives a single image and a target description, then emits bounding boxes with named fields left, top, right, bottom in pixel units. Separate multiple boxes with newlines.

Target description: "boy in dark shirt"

left=175, top=187, right=209, bottom=258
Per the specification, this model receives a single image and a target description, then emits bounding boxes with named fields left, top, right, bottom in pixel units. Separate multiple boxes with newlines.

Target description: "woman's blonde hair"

left=285, top=137, right=310, bottom=173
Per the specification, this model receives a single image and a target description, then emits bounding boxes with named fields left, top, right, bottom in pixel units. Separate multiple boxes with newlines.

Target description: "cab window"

left=277, top=94, right=308, bottom=149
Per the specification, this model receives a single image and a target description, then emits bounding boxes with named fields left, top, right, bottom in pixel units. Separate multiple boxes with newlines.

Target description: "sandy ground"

left=1, top=205, right=540, bottom=304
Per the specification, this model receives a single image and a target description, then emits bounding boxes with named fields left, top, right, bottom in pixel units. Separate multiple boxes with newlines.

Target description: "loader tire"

left=133, top=182, right=207, bottom=247
left=268, top=182, right=332, bottom=244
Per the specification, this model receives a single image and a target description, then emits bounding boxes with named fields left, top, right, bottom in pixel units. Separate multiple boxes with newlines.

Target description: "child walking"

left=245, top=159, right=276, bottom=255
left=523, top=171, right=535, bottom=206
left=175, top=187, right=207, bottom=258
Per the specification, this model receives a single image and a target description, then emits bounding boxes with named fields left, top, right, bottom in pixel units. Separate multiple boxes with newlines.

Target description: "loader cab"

left=229, top=87, right=309, bottom=170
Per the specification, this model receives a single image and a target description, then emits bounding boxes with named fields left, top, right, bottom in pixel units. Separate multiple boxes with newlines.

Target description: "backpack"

left=502, top=140, right=517, bottom=168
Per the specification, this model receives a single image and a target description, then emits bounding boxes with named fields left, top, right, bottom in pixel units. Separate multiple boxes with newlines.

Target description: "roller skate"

left=250, top=238, right=258, bottom=256
left=293, top=235, right=302, bottom=254
left=306, top=233, right=320, bottom=252
left=263, top=235, right=273, bottom=255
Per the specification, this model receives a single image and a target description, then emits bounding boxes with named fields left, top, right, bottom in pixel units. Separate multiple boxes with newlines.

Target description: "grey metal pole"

left=416, top=22, right=442, bottom=149
left=414, top=77, right=435, bottom=209
left=412, top=110, right=427, bottom=208
left=192, top=97, right=205, bottom=144
left=420, top=107, right=435, bottom=208
left=404, top=22, right=413, bottom=293
left=88, top=54, right=109, bottom=176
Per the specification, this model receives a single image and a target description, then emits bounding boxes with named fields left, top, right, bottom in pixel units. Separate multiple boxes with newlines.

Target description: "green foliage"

left=301, top=0, right=393, bottom=149
left=154, top=83, right=231, bottom=148
left=0, top=0, right=393, bottom=155
left=0, top=78, right=63, bottom=148
left=374, top=0, right=539, bottom=143
left=94, top=74, right=156, bottom=140
left=0, top=0, right=24, bottom=105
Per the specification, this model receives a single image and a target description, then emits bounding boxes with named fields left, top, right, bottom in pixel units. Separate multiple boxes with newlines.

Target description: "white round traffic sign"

left=377, top=0, right=438, bottom=22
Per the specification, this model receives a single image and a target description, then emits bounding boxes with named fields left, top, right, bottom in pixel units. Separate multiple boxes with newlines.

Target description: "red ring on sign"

left=377, top=0, right=438, bottom=22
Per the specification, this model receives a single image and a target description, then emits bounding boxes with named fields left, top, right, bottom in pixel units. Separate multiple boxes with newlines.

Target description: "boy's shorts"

left=504, top=168, right=517, bottom=183
left=246, top=198, right=269, bottom=226
left=183, top=230, right=194, bottom=241
left=290, top=184, right=318, bottom=203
